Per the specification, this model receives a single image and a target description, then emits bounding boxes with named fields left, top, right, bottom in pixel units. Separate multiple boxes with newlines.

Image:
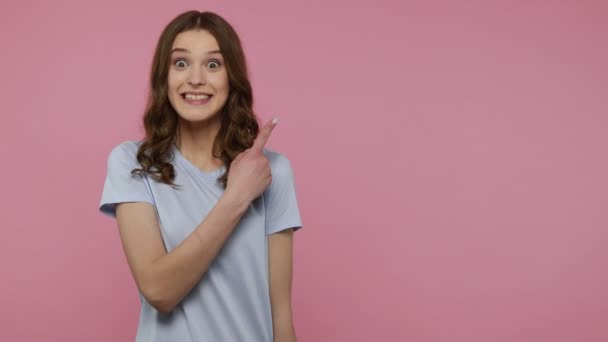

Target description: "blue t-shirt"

left=99, top=140, right=303, bottom=342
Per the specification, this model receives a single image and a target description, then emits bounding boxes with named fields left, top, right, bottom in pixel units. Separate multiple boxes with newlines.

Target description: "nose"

left=187, top=66, right=207, bottom=86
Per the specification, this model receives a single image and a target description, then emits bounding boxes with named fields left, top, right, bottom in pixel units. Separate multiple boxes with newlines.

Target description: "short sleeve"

left=263, top=150, right=303, bottom=235
left=99, top=142, right=155, bottom=218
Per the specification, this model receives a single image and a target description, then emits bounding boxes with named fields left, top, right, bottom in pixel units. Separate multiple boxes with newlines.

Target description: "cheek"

left=212, top=74, right=230, bottom=91
left=167, top=71, right=182, bottom=90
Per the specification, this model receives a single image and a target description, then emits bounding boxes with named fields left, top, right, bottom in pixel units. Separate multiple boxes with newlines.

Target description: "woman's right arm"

left=115, top=118, right=278, bottom=315
left=115, top=191, right=249, bottom=315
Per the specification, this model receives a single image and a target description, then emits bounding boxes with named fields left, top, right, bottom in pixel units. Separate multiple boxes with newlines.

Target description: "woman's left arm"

left=268, top=228, right=298, bottom=342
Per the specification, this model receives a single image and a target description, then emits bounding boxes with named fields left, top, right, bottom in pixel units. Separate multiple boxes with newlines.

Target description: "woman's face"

left=167, top=29, right=229, bottom=123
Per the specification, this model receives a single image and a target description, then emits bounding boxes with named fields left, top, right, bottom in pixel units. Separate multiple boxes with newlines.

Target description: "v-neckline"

left=171, top=143, right=226, bottom=179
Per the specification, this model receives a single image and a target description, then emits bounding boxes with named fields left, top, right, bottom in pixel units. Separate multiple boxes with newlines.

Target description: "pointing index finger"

left=252, top=118, right=278, bottom=152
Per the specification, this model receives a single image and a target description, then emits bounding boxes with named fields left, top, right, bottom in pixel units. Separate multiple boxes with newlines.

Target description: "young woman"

left=99, top=10, right=303, bottom=342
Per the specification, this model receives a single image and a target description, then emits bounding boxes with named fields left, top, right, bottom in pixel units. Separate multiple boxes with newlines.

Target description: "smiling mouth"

left=181, top=93, right=213, bottom=104
left=182, top=93, right=212, bottom=99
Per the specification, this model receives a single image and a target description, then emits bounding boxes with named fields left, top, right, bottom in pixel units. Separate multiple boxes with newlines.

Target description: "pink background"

left=1, top=0, right=607, bottom=341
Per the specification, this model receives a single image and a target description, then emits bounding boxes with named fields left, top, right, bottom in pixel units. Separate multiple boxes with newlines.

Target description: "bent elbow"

left=142, top=285, right=176, bottom=315
left=151, top=300, right=175, bottom=315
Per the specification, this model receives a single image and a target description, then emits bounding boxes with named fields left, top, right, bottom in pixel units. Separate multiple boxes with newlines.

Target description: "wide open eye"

left=174, top=59, right=188, bottom=68
left=208, top=60, right=222, bottom=69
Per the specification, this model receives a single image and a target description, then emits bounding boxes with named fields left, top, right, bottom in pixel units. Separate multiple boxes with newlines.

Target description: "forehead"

left=171, top=30, right=221, bottom=55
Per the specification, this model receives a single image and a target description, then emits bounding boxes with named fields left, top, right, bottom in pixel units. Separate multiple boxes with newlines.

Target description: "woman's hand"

left=225, top=118, right=278, bottom=205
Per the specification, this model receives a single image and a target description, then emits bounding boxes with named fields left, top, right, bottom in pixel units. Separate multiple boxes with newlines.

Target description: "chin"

left=178, top=110, right=221, bottom=123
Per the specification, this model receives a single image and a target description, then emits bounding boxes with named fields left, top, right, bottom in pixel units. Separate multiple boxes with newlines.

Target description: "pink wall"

left=1, top=0, right=606, bottom=341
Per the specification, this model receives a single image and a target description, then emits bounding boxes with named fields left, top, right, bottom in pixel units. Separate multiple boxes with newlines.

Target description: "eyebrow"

left=170, top=48, right=222, bottom=55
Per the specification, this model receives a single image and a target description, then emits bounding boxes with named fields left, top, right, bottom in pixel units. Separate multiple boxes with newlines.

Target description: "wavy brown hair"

left=131, top=10, right=259, bottom=189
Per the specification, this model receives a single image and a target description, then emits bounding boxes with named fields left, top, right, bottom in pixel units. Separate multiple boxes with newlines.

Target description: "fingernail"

left=272, top=117, right=279, bottom=125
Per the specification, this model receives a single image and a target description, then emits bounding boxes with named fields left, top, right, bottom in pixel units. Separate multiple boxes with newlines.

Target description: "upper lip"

left=181, top=91, right=212, bottom=96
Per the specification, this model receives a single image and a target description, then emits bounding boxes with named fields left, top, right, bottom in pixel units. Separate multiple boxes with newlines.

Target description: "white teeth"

left=184, top=94, right=210, bottom=100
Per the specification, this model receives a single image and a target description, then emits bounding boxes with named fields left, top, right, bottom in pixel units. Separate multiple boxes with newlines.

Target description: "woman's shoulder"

left=262, top=147, right=296, bottom=177
left=109, top=139, right=143, bottom=154
left=107, top=139, right=145, bottom=155
left=262, top=147, right=289, bottom=163
left=105, top=139, right=145, bottom=167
